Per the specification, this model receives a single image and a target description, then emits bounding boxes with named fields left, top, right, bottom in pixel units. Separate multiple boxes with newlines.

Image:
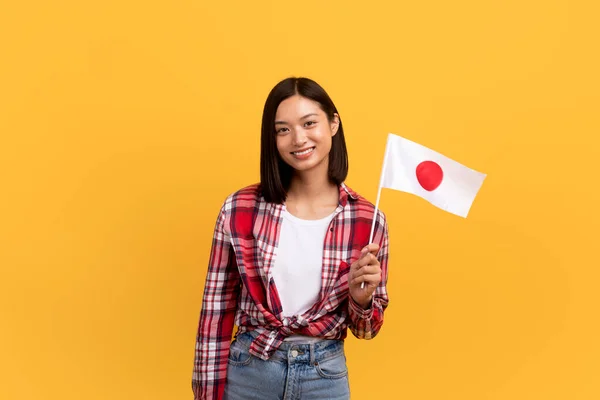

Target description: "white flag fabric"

left=380, top=133, right=486, bottom=217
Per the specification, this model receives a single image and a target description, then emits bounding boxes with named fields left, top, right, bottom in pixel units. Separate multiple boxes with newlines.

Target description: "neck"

left=287, top=166, right=337, bottom=202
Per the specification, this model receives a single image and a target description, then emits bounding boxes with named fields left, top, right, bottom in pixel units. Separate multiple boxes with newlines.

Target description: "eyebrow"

left=274, top=113, right=319, bottom=125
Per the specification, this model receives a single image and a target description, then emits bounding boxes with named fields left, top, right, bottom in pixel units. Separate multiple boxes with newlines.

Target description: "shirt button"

left=291, top=350, right=299, bottom=357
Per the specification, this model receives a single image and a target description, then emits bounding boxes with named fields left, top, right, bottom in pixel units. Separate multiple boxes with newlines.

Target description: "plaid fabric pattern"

left=192, top=183, right=390, bottom=400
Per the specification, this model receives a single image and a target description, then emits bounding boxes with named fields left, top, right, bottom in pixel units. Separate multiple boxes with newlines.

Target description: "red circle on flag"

left=416, top=161, right=443, bottom=191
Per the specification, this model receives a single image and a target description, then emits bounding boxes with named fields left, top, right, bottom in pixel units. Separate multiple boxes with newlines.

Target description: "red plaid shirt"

left=192, top=183, right=390, bottom=400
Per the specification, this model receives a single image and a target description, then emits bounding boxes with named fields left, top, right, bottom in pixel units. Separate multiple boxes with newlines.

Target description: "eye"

left=276, top=127, right=289, bottom=134
left=304, top=121, right=317, bottom=127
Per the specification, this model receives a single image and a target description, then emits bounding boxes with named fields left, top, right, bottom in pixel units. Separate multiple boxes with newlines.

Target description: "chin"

left=291, top=163, right=317, bottom=172
left=286, top=157, right=326, bottom=173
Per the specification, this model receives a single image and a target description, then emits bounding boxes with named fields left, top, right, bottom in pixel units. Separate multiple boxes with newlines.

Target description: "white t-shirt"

left=271, top=209, right=335, bottom=341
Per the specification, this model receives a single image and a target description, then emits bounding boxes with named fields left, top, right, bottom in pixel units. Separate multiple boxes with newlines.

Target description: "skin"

left=274, top=94, right=381, bottom=308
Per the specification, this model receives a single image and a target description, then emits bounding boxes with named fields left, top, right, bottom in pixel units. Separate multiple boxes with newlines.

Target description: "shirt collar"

left=262, top=182, right=358, bottom=208
left=339, top=182, right=359, bottom=206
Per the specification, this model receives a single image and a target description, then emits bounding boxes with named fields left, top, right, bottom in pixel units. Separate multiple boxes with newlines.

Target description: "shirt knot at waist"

left=249, top=316, right=309, bottom=360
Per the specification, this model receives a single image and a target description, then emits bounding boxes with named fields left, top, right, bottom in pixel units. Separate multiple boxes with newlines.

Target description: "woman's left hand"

left=348, top=243, right=381, bottom=309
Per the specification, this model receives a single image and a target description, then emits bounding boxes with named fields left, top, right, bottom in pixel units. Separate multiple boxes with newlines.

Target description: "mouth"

left=291, top=147, right=315, bottom=157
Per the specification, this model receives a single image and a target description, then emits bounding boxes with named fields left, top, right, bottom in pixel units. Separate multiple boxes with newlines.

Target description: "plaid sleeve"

left=348, top=210, right=390, bottom=339
left=192, top=202, right=240, bottom=400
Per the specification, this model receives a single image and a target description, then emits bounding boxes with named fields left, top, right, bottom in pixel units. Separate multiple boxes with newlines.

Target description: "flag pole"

left=362, top=134, right=390, bottom=289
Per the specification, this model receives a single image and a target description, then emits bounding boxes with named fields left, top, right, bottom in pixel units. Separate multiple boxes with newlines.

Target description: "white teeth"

left=293, top=147, right=314, bottom=156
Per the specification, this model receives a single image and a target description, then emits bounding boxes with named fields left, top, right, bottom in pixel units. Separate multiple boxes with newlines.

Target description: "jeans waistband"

left=234, top=329, right=345, bottom=364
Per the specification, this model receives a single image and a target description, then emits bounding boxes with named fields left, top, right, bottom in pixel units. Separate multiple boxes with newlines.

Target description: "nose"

left=292, top=130, right=307, bottom=147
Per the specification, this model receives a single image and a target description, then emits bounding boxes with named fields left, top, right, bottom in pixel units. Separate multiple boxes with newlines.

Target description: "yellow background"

left=1, top=0, right=599, bottom=399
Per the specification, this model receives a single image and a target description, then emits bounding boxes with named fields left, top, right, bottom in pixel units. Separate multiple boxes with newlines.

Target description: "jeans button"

left=291, top=350, right=298, bottom=357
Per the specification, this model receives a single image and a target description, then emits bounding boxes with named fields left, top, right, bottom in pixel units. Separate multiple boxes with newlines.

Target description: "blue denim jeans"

left=223, top=330, right=350, bottom=400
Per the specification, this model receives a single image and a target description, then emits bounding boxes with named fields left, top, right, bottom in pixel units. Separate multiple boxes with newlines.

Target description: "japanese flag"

left=380, top=133, right=486, bottom=218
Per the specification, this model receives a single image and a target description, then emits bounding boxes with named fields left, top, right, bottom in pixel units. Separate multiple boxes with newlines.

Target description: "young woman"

left=192, top=77, right=390, bottom=400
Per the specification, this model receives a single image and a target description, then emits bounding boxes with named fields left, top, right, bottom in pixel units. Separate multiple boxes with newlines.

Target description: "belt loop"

left=309, top=343, right=316, bottom=365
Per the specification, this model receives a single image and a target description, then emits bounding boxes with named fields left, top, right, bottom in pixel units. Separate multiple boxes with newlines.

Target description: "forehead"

left=275, top=95, right=324, bottom=120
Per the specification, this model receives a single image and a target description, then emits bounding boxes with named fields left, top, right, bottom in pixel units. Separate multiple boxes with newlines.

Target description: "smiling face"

left=259, top=77, right=349, bottom=204
left=274, top=95, right=339, bottom=174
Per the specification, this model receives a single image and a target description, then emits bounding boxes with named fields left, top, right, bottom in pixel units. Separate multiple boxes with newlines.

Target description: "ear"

left=330, top=113, right=340, bottom=137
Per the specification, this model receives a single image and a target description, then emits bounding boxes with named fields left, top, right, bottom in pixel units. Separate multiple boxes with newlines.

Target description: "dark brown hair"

left=260, top=77, right=348, bottom=204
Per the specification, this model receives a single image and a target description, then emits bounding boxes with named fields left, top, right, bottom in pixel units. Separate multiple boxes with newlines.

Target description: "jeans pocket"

left=227, top=339, right=253, bottom=367
left=315, top=353, right=348, bottom=379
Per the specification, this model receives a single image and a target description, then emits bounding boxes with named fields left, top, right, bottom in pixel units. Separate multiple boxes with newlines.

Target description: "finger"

left=351, top=272, right=382, bottom=286
left=352, top=266, right=381, bottom=286
left=353, top=264, right=381, bottom=277
left=360, top=243, right=380, bottom=257
left=357, top=253, right=379, bottom=268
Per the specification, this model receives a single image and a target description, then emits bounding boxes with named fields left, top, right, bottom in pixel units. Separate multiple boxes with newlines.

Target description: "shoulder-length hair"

left=260, top=77, right=349, bottom=204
